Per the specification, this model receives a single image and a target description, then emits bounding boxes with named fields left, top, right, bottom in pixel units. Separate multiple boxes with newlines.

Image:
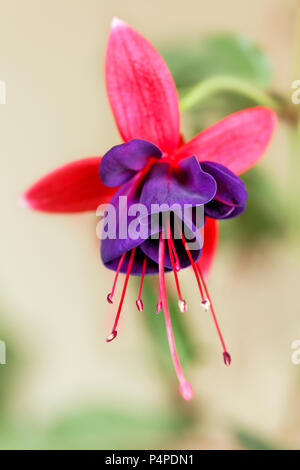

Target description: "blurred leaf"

left=162, top=34, right=273, bottom=133
left=137, top=277, right=199, bottom=376
left=182, top=93, right=257, bottom=136
left=46, top=407, right=189, bottom=450
left=0, top=422, right=48, bottom=450
left=0, top=407, right=189, bottom=450
left=162, top=34, right=272, bottom=90
left=234, top=427, right=281, bottom=450
left=221, top=167, right=286, bottom=245
left=0, top=316, right=21, bottom=417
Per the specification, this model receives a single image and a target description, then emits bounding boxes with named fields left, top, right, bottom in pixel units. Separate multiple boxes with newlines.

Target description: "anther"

left=201, top=299, right=210, bottom=311
left=223, top=352, right=231, bottom=366
left=178, top=299, right=188, bottom=313
left=196, top=264, right=231, bottom=364
left=136, top=257, right=147, bottom=312
left=106, top=330, right=117, bottom=342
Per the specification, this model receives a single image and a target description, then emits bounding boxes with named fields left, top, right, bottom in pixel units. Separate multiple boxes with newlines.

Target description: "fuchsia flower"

left=22, top=18, right=276, bottom=400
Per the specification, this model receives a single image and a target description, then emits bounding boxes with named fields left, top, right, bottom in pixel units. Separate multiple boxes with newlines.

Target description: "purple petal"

left=100, top=178, right=148, bottom=267
left=100, top=176, right=166, bottom=274
left=140, top=156, right=217, bottom=211
left=100, top=156, right=216, bottom=275
left=136, top=156, right=216, bottom=267
left=104, top=245, right=165, bottom=275
left=140, top=215, right=202, bottom=270
left=200, top=161, right=248, bottom=219
left=99, top=139, right=162, bottom=187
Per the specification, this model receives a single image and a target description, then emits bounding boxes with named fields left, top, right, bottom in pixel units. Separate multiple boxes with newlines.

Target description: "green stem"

left=180, top=75, right=280, bottom=112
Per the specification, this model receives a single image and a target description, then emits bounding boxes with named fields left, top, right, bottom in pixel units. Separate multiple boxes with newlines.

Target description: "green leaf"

left=45, top=407, right=188, bottom=450
left=234, top=427, right=281, bottom=450
left=161, top=34, right=274, bottom=132
left=0, top=407, right=190, bottom=449
left=220, top=167, right=286, bottom=245
left=162, top=34, right=272, bottom=90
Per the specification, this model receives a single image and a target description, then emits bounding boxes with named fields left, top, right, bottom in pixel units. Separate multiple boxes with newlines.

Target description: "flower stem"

left=180, top=75, right=280, bottom=112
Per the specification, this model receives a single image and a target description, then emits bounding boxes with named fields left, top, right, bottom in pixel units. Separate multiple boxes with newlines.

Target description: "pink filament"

left=196, top=264, right=229, bottom=356
left=176, top=220, right=230, bottom=364
left=137, top=257, right=147, bottom=302
left=110, top=248, right=136, bottom=334
left=177, top=224, right=206, bottom=301
left=168, top=229, right=181, bottom=271
left=166, top=224, right=183, bottom=302
left=156, top=287, right=162, bottom=314
left=107, top=252, right=126, bottom=304
left=158, top=231, right=193, bottom=400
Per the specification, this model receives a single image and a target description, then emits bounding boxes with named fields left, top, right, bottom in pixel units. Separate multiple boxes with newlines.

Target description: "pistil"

left=158, top=231, right=193, bottom=400
left=106, top=248, right=136, bottom=342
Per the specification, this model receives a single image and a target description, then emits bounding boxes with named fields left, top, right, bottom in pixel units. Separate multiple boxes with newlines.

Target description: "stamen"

left=168, top=229, right=181, bottom=272
left=136, top=256, right=147, bottom=312
left=176, top=221, right=206, bottom=302
left=166, top=223, right=187, bottom=313
left=196, top=264, right=231, bottom=365
left=106, top=248, right=136, bottom=342
left=158, top=231, right=193, bottom=400
left=106, top=168, right=148, bottom=306
left=107, top=252, right=126, bottom=304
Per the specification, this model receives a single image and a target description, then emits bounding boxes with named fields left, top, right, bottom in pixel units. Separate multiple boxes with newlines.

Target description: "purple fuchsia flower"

left=22, top=18, right=277, bottom=400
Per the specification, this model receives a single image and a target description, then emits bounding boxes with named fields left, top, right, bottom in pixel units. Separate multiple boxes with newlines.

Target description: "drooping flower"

left=22, top=18, right=277, bottom=400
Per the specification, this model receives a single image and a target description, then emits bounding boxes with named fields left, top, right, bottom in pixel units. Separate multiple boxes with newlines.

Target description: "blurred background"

left=0, top=0, right=300, bottom=450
